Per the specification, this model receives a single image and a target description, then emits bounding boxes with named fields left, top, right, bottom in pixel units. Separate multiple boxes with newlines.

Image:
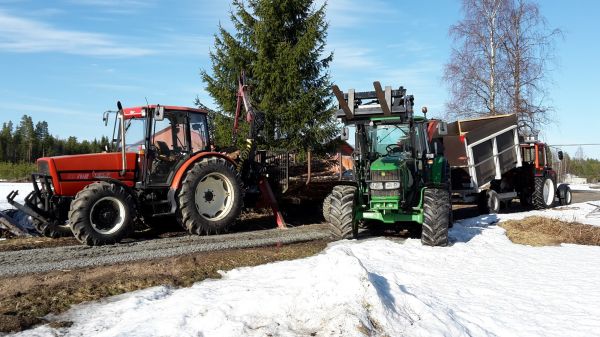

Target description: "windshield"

left=124, top=118, right=146, bottom=151
left=370, top=124, right=411, bottom=155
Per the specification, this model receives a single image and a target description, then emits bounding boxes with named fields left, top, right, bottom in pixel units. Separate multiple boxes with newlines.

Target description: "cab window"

left=190, top=113, right=209, bottom=153
left=537, top=145, right=545, bottom=167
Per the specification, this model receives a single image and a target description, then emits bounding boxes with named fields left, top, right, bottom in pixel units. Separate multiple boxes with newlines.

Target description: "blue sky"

left=0, top=0, right=598, bottom=158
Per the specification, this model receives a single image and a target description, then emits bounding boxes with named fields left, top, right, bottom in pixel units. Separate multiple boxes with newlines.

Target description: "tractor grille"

left=370, top=170, right=401, bottom=197
left=370, top=170, right=399, bottom=181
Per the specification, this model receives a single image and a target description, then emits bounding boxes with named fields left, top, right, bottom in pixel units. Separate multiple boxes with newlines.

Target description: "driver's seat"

left=156, top=141, right=171, bottom=156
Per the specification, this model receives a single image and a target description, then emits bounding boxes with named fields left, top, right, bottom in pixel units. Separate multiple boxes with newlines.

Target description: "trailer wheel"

left=532, top=176, right=555, bottom=209
left=178, top=157, right=243, bottom=235
left=322, top=193, right=333, bottom=223
left=558, top=185, right=572, bottom=206
left=328, top=185, right=356, bottom=239
left=34, top=220, right=72, bottom=238
left=421, top=188, right=450, bottom=247
left=69, top=182, right=135, bottom=246
left=478, top=190, right=500, bottom=214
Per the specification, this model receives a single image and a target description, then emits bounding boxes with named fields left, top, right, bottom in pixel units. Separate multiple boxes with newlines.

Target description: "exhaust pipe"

left=117, top=101, right=127, bottom=176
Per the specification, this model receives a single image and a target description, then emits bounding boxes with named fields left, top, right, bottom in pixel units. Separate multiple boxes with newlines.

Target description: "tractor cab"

left=519, top=139, right=555, bottom=174
left=105, top=105, right=211, bottom=186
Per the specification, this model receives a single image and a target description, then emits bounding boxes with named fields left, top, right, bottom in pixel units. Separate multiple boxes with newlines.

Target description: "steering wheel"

left=386, top=144, right=402, bottom=154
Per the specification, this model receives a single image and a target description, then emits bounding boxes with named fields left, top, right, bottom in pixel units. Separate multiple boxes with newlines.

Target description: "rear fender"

left=170, top=152, right=237, bottom=191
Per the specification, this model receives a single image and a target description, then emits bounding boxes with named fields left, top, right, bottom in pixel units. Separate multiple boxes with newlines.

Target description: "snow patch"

left=15, top=201, right=600, bottom=337
left=0, top=182, right=33, bottom=210
left=568, top=183, right=600, bottom=192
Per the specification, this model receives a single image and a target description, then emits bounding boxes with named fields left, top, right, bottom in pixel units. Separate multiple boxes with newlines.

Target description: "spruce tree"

left=201, top=0, right=336, bottom=151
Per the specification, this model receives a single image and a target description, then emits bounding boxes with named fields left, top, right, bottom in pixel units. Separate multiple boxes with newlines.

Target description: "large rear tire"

left=532, top=176, right=555, bottom=209
left=69, top=182, right=135, bottom=246
left=178, top=157, right=243, bottom=235
left=328, top=185, right=356, bottom=239
left=421, top=188, right=450, bottom=247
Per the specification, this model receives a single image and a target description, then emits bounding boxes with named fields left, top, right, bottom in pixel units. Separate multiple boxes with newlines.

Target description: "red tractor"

left=7, top=77, right=284, bottom=245
left=514, top=139, right=572, bottom=208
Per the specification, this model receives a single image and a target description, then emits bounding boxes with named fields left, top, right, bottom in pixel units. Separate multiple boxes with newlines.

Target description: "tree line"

left=567, top=157, right=600, bottom=183
left=0, top=115, right=109, bottom=164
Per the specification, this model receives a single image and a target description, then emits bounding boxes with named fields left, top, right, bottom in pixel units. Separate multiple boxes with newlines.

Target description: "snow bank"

left=0, top=182, right=33, bottom=210
left=16, top=202, right=600, bottom=337
left=568, top=183, right=600, bottom=192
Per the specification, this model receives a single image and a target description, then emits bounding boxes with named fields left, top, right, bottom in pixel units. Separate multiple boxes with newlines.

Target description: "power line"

left=550, top=144, right=600, bottom=146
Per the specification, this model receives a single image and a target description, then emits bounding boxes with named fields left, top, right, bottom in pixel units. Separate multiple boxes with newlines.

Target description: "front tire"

left=421, top=188, right=450, bottom=247
left=34, top=220, right=72, bottom=238
left=69, top=182, right=135, bottom=246
left=328, top=185, right=356, bottom=239
left=478, top=190, right=501, bottom=214
left=532, top=176, right=555, bottom=209
left=178, top=157, right=243, bottom=235
left=558, top=185, right=572, bottom=206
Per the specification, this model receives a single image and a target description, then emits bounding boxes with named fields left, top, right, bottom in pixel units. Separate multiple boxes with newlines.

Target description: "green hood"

left=370, top=154, right=409, bottom=171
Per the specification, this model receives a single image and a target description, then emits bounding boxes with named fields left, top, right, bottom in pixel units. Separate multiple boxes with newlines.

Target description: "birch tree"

left=444, top=0, right=560, bottom=132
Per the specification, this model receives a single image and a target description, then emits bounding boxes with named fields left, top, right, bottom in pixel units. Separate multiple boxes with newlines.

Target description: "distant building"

left=564, top=174, right=587, bottom=184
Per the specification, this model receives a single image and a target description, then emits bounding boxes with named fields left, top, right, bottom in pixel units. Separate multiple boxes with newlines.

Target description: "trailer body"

left=443, top=114, right=521, bottom=200
left=440, top=114, right=571, bottom=212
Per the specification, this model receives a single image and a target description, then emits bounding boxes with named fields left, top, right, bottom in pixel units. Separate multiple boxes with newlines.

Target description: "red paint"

left=38, top=152, right=138, bottom=197
left=123, top=105, right=208, bottom=120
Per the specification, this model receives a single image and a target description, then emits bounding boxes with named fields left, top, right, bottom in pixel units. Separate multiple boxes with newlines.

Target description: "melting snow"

left=13, top=200, right=600, bottom=337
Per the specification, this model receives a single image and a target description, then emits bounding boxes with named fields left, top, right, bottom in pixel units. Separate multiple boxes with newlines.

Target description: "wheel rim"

left=566, top=190, right=572, bottom=204
left=543, top=179, right=555, bottom=206
left=492, top=195, right=500, bottom=212
left=89, top=197, right=126, bottom=235
left=194, top=172, right=234, bottom=221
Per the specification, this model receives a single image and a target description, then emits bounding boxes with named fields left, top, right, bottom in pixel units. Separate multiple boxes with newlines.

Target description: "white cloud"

left=4, top=102, right=90, bottom=117
left=67, top=0, right=157, bottom=14
left=0, top=10, right=154, bottom=57
left=328, top=43, right=377, bottom=69
left=318, top=0, right=397, bottom=28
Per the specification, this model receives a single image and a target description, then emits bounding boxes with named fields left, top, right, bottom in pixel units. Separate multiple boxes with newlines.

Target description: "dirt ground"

left=0, top=240, right=329, bottom=333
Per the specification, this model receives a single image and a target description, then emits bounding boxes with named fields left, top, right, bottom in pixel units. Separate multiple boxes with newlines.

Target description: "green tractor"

left=324, top=82, right=451, bottom=246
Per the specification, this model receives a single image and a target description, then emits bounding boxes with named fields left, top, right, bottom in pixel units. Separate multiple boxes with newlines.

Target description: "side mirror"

left=558, top=150, right=564, bottom=161
left=154, top=106, right=165, bottom=121
left=340, top=126, right=349, bottom=141
left=102, top=111, right=109, bottom=126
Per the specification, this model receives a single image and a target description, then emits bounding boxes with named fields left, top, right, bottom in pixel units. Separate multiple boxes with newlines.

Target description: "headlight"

left=370, top=182, right=384, bottom=190
left=384, top=181, right=401, bottom=189
left=38, top=160, right=50, bottom=175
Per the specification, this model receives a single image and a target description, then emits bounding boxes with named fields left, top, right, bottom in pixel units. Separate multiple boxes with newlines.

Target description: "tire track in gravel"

left=0, top=224, right=333, bottom=277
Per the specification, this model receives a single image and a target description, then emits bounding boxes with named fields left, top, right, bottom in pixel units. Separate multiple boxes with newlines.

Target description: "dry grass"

left=0, top=236, right=80, bottom=252
left=0, top=240, right=329, bottom=333
left=500, top=216, right=600, bottom=247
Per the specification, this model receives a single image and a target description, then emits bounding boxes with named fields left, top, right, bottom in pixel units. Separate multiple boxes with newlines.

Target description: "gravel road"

left=0, top=224, right=333, bottom=277
left=2, top=191, right=598, bottom=278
